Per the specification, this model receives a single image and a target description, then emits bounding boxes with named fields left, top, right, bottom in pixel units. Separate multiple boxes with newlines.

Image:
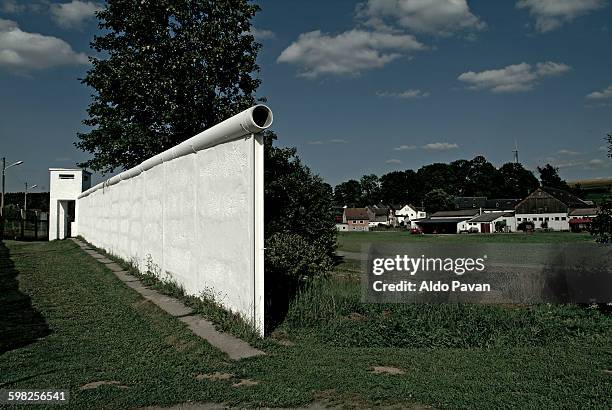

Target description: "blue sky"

left=1, top=0, right=611, bottom=193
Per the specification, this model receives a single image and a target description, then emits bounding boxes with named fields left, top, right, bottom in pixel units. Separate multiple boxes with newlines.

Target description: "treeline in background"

left=333, top=156, right=580, bottom=210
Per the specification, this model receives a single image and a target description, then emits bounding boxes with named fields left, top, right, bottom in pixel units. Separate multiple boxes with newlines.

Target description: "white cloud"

left=357, top=0, right=486, bottom=36
left=557, top=149, right=582, bottom=155
left=517, top=0, right=606, bottom=33
left=555, top=157, right=608, bottom=169
left=377, top=88, right=430, bottom=98
left=586, top=85, right=612, bottom=100
left=535, top=61, right=572, bottom=76
left=422, top=142, right=459, bottom=151
left=251, top=28, right=275, bottom=40
left=589, top=158, right=605, bottom=166
left=277, top=29, right=425, bottom=78
left=458, top=61, right=571, bottom=93
left=308, top=138, right=349, bottom=145
left=50, top=1, right=102, bottom=28
left=1, top=0, right=25, bottom=13
left=394, top=144, right=417, bottom=151
left=598, top=145, right=609, bottom=152
left=0, top=18, right=89, bottom=72
left=386, top=158, right=402, bottom=164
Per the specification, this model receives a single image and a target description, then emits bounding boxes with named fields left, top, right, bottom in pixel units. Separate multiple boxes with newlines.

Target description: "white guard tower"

left=48, top=168, right=91, bottom=240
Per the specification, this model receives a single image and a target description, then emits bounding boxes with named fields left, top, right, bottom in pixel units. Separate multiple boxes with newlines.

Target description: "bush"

left=265, top=233, right=334, bottom=281
left=591, top=196, right=612, bottom=244
left=263, top=132, right=337, bottom=331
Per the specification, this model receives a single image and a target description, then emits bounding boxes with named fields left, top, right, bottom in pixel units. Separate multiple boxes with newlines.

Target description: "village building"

left=568, top=207, right=599, bottom=232
left=463, top=211, right=516, bottom=233
left=514, top=187, right=595, bottom=231
left=414, top=209, right=480, bottom=234
left=393, top=204, right=426, bottom=224
left=366, top=205, right=394, bottom=227
left=342, top=207, right=370, bottom=231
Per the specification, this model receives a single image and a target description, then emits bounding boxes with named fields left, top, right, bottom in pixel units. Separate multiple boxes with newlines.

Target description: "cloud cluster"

left=0, top=18, right=89, bottom=71
left=422, top=142, right=459, bottom=151
left=279, top=0, right=487, bottom=78
left=50, top=1, right=102, bottom=29
left=557, top=149, right=582, bottom=155
left=458, top=61, right=571, bottom=93
left=277, top=29, right=425, bottom=78
left=394, top=144, right=417, bottom=151
left=358, top=0, right=486, bottom=36
left=555, top=158, right=608, bottom=170
left=250, top=28, right=275, bottom=40
left=393, top=142, right=458, bottom=151
left=516, top=0, right=606, bottom=33
left=307, top=139, right=349, bottom=145
left=377, top=88, right=430, bottom=99
left=586, top=85, right=612, bottom=100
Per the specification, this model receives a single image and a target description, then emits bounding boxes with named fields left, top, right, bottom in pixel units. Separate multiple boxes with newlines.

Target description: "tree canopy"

left=537, top=164, right=570, bottom=191
left=76, top=0, right=262, bottom=173
left=333, top=156, right=547, bottom=208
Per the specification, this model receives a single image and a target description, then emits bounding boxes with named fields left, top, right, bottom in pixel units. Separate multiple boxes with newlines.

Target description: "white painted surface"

left=77, top=105, right=272, bottom=335
left=515, top=213, right=569, bottom=230
left=48, top=168, right=91, bottom=240
left=396, top=205, right=426, bottom=224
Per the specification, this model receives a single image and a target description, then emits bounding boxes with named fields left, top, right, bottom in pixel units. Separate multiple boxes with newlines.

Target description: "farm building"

left=515, top=187, right=594, bottom=231
left=568, top=207, right=599, bottom=232
left=462, top=211, right=516, bottom=233
left=414, top=209, right=480, bottom=234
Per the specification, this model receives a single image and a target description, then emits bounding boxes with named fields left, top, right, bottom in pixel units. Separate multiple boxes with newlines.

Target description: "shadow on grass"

left=0, top=241, right=51, bottom=354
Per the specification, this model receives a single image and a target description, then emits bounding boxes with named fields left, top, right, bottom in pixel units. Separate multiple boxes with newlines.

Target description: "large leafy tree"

left=462, top=156, right=502, bottom=197
left=537, top=164, right=570, bottom=191
left=263, top=132, right=336, bottom=328
left=423, top=189, right=455, bottom=214
left=417, top=163, right=457, bottom=196
left=333, top=180, right=362, bottom=206
left=498, top=163, right=539, bottom=198
left=360, top=174, right=381, bottom=205
left=379, top=170, right=419, bottom=204
left=76, top=0, right=261, bottom=173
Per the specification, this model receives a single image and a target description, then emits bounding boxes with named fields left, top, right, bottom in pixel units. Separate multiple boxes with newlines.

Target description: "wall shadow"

left=264, top=274, right=299, bottom=333
left=0, top=241, right=51, bottom=354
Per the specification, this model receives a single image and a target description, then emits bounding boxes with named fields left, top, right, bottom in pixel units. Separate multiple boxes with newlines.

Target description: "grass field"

left=337, top=231, right=593, bottom=253
left=1, top=239, right=611, bottom=409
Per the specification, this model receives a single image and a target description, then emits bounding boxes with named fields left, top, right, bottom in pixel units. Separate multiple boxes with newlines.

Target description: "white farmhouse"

left=394, top=204, right=426, bottom=224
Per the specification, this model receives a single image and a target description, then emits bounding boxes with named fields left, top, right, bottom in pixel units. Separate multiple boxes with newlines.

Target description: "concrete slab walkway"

left=70, top=238, right=265, bottom=360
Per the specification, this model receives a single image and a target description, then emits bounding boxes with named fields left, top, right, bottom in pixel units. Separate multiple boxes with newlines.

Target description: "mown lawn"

left=337, top=231, right=593, bottom=253
left=1, top=240, right=611, bottom=409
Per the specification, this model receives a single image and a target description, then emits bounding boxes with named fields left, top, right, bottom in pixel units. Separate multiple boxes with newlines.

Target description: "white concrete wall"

left=78, top=135, right=265, bottom=334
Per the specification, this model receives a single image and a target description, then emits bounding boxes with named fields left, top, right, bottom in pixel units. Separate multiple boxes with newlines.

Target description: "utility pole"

left=24, top=182, right=37, bottom=214
left=1, top=157, right=24, bottom=239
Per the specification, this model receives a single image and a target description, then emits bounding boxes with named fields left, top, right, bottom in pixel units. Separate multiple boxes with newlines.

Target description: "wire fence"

left=1, top=210, right=48, bottom=241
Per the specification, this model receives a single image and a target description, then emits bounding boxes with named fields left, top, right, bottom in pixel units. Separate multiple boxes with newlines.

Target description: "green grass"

left=1, top=240, right=611, bottom=409
left=337, top=231, right=594, bottom=253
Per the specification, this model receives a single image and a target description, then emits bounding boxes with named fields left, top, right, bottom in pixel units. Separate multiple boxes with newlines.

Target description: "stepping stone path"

left=70, top=238, right=265, bottom=360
